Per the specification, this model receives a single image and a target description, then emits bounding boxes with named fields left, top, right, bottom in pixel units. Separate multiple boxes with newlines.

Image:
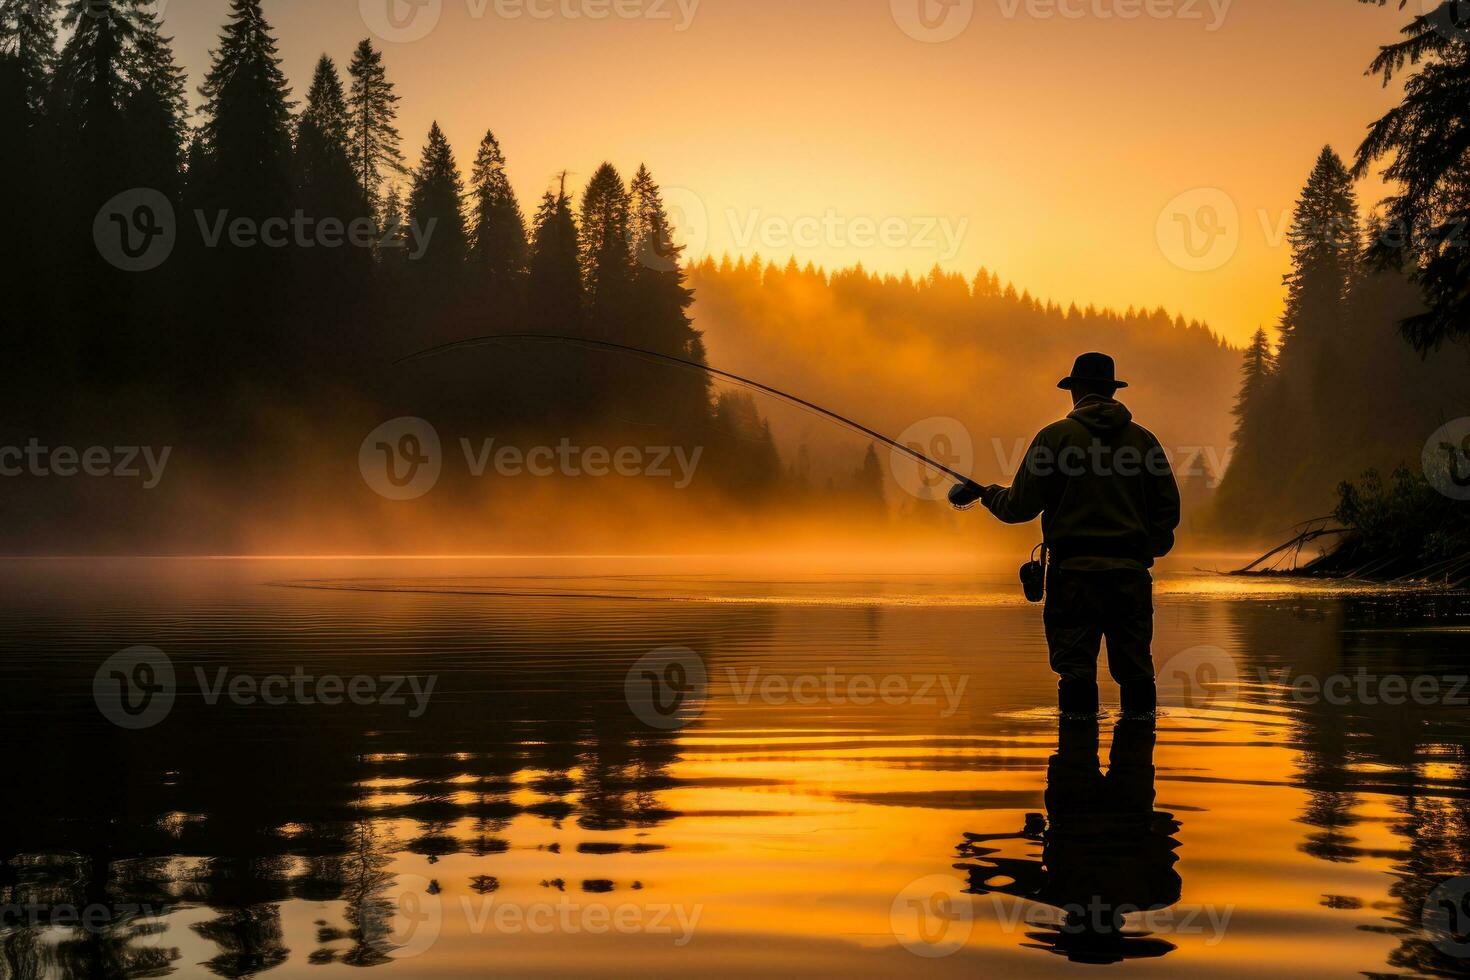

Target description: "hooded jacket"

left=985, top=396, right=1181, bottom=568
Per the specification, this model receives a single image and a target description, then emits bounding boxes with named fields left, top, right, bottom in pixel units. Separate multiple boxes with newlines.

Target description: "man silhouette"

left=951, top=354, right=1180, bottom=716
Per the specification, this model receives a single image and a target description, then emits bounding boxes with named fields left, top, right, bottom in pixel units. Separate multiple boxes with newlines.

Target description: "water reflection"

left=956, top=719, right=1181, bottom=964
left=0, top=576, right=715, bottom=977
left=1227, top=593, right=1470, bottom=978
left=0, top=561, right=1466, bottom=977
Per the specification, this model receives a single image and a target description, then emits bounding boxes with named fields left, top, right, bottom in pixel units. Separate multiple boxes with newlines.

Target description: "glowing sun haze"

left=161, top=0, right=1406, bottom=344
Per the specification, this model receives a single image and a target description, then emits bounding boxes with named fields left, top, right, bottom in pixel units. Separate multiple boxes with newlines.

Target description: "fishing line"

left=396, top=333, right=973, bottom=485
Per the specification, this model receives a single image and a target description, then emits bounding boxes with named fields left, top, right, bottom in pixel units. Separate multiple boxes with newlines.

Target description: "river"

left=1, top=556, right=1466, bottom=977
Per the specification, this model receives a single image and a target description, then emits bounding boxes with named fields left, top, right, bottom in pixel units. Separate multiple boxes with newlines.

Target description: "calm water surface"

left=1, top=557, right=1468, bottom=978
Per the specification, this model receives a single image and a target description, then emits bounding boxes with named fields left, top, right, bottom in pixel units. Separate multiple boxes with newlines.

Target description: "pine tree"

left=190, top=0, right=295, bottom=386
left=578, top=162, right=632, bottom=333
left=378, top=182, right=407, bottom=268
left=292, top=54, right=372, bottom=325
left=1354, top=0, right=1470, bottom=351
left=406, top=121, right=466, bottom=269
left=124, top=10, right=188, bottom=196
left=466, top=129, right=526, bottom=291
left=0, top=39, right=44, bottom=376
left=1176, top=451, right=1217, bottom=531
left=293, top=55, right=365, bottom=224
left=1277, top=146, right=1359, bottom=362
left=299, top=55, right=350, bottom=151
left=628, top=164, right=677, bottom=275
left=50, top=0, right=150, bottom=376
left=1231, top=327, right=1276, bottom=448
left=1264, top=147, right=1361, bottom=483
left=627, top=165, right=694, bottom=348
left=711, top=391, right=781, bottom=498
left=0, top=0, right=59, bottom=119
left=527, top=176, right=582, bottom=332
left=54, top=0, right=146, bottom=142
left=1, top=0, right=62, bottom=353
left=523, top=176, right=588, bottom=418
left=852, top=445, right=886, bottom=517
left=197, top=0, right=293, bottom=221
left=626, top=164, right=709, bottom=423
left=346, top=38, right=405, bottom=216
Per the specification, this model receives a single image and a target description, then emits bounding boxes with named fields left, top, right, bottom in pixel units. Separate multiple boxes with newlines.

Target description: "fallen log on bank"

left=1231, top=518, right=1470, bottom=588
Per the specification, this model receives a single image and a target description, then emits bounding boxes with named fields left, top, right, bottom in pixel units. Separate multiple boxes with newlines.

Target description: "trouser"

left=1043, top=568, right=1156, bottom=715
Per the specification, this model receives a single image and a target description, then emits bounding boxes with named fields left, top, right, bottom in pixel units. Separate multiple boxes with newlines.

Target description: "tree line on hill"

left=687, top=255, right=1237, bottom=533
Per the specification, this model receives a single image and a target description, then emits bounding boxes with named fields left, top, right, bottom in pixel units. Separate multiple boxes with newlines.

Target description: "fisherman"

left=407, top=337, right=1176, bottom=720
left=951, top=354, right=1180, bottom=717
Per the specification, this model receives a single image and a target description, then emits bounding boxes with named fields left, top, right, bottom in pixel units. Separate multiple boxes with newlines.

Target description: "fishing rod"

left=396, top=333, right=982, bottom=495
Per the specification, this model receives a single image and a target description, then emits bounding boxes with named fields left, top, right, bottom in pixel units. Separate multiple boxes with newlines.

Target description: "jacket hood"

left=1067, top=394, right=1133, bottom=433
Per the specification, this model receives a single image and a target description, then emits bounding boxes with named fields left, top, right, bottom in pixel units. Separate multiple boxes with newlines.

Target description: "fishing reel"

left=1020, top=543, right=1048, bottom=603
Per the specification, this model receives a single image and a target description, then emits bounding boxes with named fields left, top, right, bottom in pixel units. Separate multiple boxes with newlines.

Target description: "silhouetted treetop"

left=1, top=0, right=59, bottom=118
left=467, top=129, right=527, bottom=290
left=198, top=0, right=294, bottom=218
left=1354, top=0, right=1470, bottom=351
left=407, top=120, right=467, bottom=269
left=346, top=37, right=405, bottom=215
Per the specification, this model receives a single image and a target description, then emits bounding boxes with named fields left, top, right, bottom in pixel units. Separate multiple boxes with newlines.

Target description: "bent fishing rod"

left=396, top=332, right=980, bottom=493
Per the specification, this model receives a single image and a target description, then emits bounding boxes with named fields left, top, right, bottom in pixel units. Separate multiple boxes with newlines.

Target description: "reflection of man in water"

left=955, top=720, right=1182, bottom=964
left=952, top=353, right=1181, bottom=717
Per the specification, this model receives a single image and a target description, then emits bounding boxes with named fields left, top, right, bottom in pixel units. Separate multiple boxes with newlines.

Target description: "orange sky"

left=160, top=0, right=1411, bottom=344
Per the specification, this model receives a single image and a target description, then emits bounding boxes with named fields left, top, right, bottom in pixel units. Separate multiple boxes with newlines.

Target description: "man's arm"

left=1145, top=437, right=1181, bottom=557
left=984, top=433, right=1047, bottom=525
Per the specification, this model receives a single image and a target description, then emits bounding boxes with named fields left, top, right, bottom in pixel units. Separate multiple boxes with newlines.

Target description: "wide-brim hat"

left=1058, top=352, right=1128, bottom=390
